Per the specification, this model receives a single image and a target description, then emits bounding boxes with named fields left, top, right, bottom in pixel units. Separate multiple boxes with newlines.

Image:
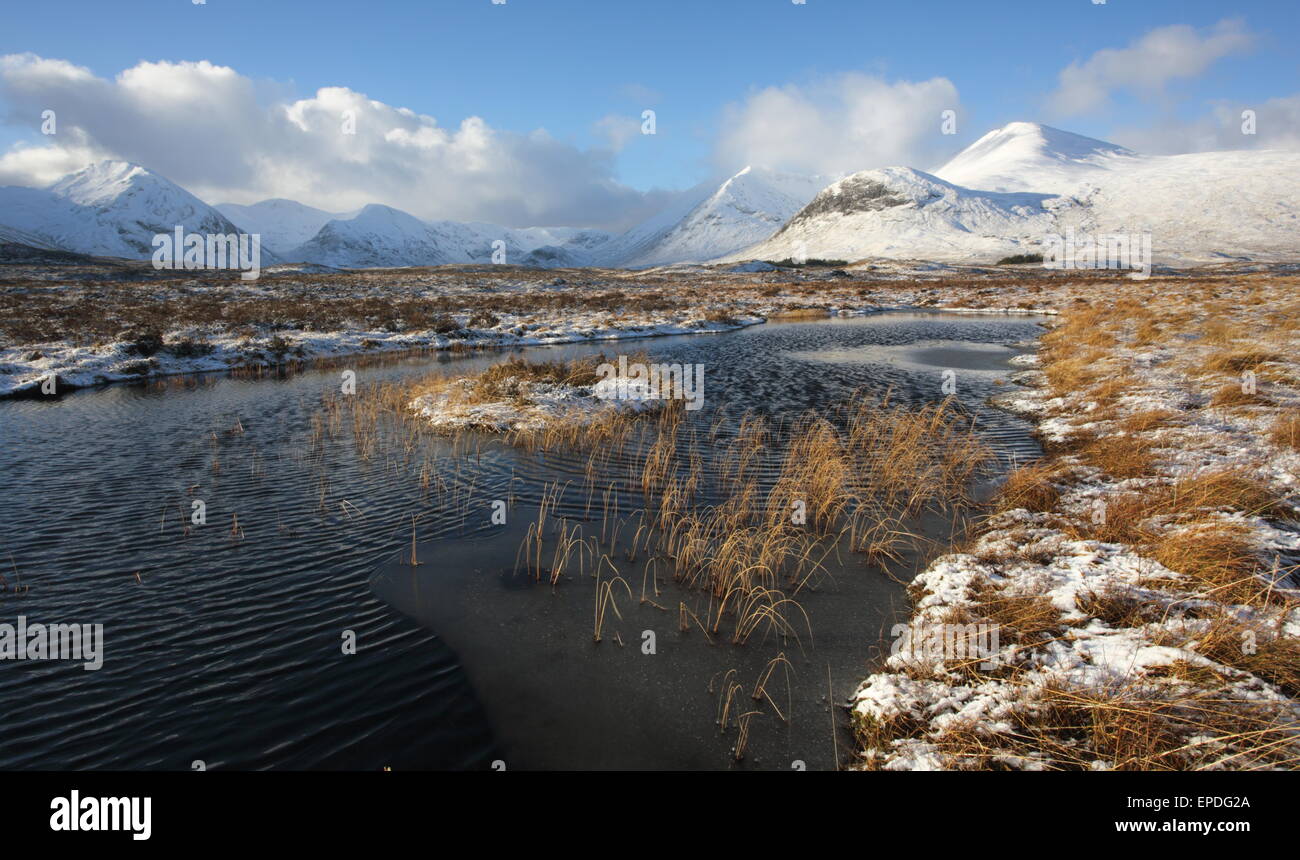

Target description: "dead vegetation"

left=854, top=277, right=1300, bottom=771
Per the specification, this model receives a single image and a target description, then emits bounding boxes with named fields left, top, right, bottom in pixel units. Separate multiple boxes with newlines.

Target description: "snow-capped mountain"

left=288, top=205, right=457, bottom=268
left=285, top=204, right=615, bottom=269
left=6, top=126, right=1297, bottom=270
left=933, top=122, right=1136, bottom=194
left=0, top=161, right=253, bottom=260
left=1049, top=149, right=1300, bottom=262
left=216, top=198, right=344, bottom=256
left=507, top=226, right=616, bottom=267
left=0, top=220, right=65, bottom=250
left=734, top=122, right=1300, bottom=265
left=592, top=166, right=827, bottom=267
left=734, top=167, right=1056, bottom=263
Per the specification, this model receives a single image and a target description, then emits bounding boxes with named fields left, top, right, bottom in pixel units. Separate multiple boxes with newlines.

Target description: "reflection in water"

left=0, top=311, right=1046, bottom=769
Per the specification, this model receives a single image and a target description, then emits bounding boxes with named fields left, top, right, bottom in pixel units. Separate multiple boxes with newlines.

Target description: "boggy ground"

left=1, top=256, right=1253, bottom=396
left=6, top=251, right=1297, bottom=768
left=852, top=275, right=1300, bottom=770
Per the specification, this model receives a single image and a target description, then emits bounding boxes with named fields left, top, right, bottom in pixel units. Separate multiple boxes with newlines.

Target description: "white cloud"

left=1049, top=20, right=1255, bottom=116
left=1111, top=94, right=1300, bottom=154
left=714, top=73, right=962, bottom=176
left=592, top=113, right=644, bottom=152
left=0, top=54, right=666, bottom=230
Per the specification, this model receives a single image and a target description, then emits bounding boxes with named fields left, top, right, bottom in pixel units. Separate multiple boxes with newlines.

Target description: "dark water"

left=0, top=311, right=1047, bottom=770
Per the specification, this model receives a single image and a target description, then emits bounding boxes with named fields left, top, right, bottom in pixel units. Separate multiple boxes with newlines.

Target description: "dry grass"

left=1202, top=347, right=1284, bottom=375
left=845, top=395, right=994, bottom=512
left=993, top=460, right=1063, bottom=513
left=1067, top=470, right=1287, bottom=550
left=472, top=354, right=606, bottom=398
left=855, top=279, right=1300, bottom=771
left=1007, top=681, right=1300, bottom=770
left=1188, top=613, right=1300, bottom=698
left=1209, top=382, right=1271, bottom=408
left=1133, top=318, right=1163, bottom=346
left=410, top=385, right=996, bottom=649
left=1269, top=412, right=1300, bottom=450
left=1120, top=408, right=1176, bottom=434
left=1077, top=433, right=1156, bottom=480
left=966, top=581, right=1062, bottom=648
left=1075, top=585, right=1165, bottom=629
left=1151, top=521, right=1274, bottom=607
left=858, top=675, right=1300, bottom=770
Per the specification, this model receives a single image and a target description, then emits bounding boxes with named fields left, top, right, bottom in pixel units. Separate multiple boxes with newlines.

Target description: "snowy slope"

left=9, top=131, right=1296, bottom=271
left=0, top=161, right=254, bottom=260
left=584, top=181, right=717, bottom=267
left=511, top=226, right=614, bottom=267
left=734, top=167, right=1056, bottom=263
left=934, top=122, right=1136, bottom=193
left=1051, top=149, right=1300, bottom=262
left=289, top=205, right=459, bottom=268
left=735, top=123, right=1300, bottom=265
left=216, top=199, right=344, bottom=256
left=591, top=167, right=826, bottom=267
left=285, top=205, right=615, bottom=269
left=0, top=218, right=66, bottom=250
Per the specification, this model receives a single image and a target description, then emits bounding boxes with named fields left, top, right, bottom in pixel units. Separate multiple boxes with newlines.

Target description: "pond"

left=0, top=311, right=1048, bottom=770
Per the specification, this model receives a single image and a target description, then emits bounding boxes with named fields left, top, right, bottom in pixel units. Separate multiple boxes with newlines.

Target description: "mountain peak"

left=47, top=160, right=157, bottom=206
left=612, top=166, right=827, bottom=267
left=2, top=159, right=257, bottom=260
left=935, top=122, right=1135, bottom=193
left=973, top=122, right=1131, bottom=159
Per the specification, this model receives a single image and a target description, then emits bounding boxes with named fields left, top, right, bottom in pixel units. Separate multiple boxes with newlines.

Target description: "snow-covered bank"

left=0, top=311, right=759, bottom=398
left=0, top=259, right=1091, bottom=398
left=408, top=366, right=667, bottom=433
left=2, top=261, right=1284, bottom=399
left=851, top=278, right=1300, bottom=770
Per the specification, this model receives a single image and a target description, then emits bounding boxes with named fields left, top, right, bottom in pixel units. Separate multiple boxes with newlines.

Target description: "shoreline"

left=850, top=276, right=1300, bottom=770
left=6, top=257, right=1179, bottom=400
left=0, top=293, right=1056, bottom=399
left=0, top=314, right=766, bottom=398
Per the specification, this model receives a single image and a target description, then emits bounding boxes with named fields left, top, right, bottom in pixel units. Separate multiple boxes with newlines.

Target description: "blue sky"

left=0, top=0, right=1296, bottom=225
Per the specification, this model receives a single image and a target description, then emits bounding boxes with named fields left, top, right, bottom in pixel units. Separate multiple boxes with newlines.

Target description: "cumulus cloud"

left=1049, top=20, right=1255, bottom=116
left=0, top=53, right=667, bottom=230
left=713, top=73, right=962, bottom=177
left=592, top=113, right=644, bottom=152
left=1111, top=94, right=1300, bottom=154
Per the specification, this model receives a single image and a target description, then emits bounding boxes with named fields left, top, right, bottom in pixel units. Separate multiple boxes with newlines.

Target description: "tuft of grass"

left=1120, top=408, right=1176, bottom=434
left=1079, top=433, right=1155, bottom=480
left=1075, top=586, right=1163, bottom=629
left=993, top=461, right=1063, bottom=513
left=1191, top=613, right=1300, bottom=697
left=1209, top=383, right=1271, bottom=408
left=1202, top=348, right=1283, bottom=375
left=1151, top=520, right=1267, bottom=606
left=1268, top=412, right=1300, bottom=450
left=968, top=581, right=1061, bottom=648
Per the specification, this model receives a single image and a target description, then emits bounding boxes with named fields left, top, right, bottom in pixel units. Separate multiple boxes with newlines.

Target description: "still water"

left=0, top=311, right=1046, bottom=770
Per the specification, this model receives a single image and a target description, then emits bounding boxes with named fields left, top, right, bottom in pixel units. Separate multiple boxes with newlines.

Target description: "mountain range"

left=1, top=122, right=1296, bottom=269
left=0, top=161, right=256, bottom=261
left=735, top=122, right=1300, bottom=264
